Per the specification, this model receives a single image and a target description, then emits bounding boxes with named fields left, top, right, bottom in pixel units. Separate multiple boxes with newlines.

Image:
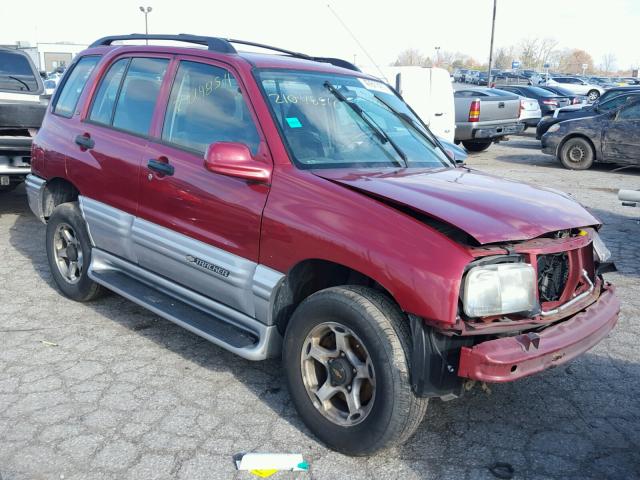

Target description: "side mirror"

left=204, top=142, right=271, bottom=183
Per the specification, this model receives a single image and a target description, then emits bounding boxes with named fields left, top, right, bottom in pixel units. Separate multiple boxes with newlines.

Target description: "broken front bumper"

left=457, top=284, right=619, bottom=383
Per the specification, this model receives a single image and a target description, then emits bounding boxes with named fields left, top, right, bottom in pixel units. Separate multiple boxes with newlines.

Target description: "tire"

left=587, top=90, right=600, bottom=102
left=462, top=140, right=492, bottom=152
left=46, top=201, right=105, bottom=302
left=559, top=137, right=594, bottom=170
left=283, top=286, right=428, bottom=456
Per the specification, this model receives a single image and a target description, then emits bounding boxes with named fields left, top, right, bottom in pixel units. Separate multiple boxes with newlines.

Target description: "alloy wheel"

left=300, top=322, right=376, bottom=426
left=52, top=223, right=84, bottom=284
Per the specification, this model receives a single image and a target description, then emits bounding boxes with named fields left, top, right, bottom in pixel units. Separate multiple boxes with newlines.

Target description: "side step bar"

left=89, top=249, right=282, bottom=360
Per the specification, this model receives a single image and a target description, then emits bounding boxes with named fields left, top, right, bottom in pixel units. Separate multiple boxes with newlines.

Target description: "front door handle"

left=74, top=133, right=94, bottom=150
left=147, top=158, right=174, bottom=176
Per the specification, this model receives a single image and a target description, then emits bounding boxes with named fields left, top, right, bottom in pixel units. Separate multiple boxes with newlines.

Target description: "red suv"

left=27, top=34, right=620, bottom=455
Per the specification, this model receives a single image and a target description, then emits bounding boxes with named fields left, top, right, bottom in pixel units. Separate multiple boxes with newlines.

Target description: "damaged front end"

left=411, top=227, right=620, bottom=398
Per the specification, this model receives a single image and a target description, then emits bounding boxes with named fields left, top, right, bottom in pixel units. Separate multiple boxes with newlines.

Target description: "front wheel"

left=559, top=137, right=594, bottom=170
left=283, top=286, right=428, bottom=456
left=462, top=139, right=492, bottom=152
left=46, top=202, right=106, bottom=302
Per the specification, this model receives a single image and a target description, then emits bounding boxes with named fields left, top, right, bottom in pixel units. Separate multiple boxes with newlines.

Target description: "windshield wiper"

left=371, top=94, right=437, bottom=145
left=371, top=94, right=454, bottom=165
left=7, top=75, right=30, bottom=91
left=323, top=81, right=407, bottom=167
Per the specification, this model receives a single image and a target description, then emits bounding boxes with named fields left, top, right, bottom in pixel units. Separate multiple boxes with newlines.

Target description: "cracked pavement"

left=1, top=132, right=639, bottom=479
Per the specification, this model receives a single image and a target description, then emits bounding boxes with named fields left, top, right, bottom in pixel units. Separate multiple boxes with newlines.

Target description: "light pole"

left=487, top=0, right=497, bottom=87
left=434, top=46, right=440, bottom=67
left=139, top=6, right=152, bottom=43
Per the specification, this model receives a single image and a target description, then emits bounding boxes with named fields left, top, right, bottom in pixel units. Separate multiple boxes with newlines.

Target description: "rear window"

left=455, top=90, right=487, bottom=97
left=0, top=50, right=40, bottom=93
left=53, top=56, right=100, bottom=117
left=522, top=87, right=556, bottom=97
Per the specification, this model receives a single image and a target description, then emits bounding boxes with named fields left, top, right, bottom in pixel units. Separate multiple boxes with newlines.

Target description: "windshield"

left=0, top=50, right=40, bottom=93
left=258, top=69, right=451, bottom=169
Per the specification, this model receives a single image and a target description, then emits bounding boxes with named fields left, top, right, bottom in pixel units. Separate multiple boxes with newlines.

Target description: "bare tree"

left=392, top=49, right=429, bottom=67
left=493, top=46, right=516, bottom=69
left=601, top=53, right=617, bottom=72
left=537, top=38, right=559, bottom=68
left=518, top=38, right=540, bottom=69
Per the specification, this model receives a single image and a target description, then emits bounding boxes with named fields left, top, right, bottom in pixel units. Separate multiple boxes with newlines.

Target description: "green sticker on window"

left=286, top=117, right=302, bottom=128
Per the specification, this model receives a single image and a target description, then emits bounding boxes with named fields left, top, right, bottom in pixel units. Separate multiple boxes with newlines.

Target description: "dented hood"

left=313, top=168, right=600, bottom=245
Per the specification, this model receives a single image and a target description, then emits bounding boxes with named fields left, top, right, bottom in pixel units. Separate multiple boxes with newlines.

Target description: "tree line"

left=393, top=38, right=630, bottom=75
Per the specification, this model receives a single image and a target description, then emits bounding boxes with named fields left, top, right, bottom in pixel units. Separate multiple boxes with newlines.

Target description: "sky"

left=1, top=0, right=639, bottom=70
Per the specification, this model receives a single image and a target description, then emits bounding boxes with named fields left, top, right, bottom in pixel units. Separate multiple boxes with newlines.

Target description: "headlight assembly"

left=547, top=123, right=561, bottom=133
left=463, top=263, right=537, bottom=317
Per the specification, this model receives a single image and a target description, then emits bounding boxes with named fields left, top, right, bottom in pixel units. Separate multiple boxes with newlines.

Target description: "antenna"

left=326, top=4, right=387, bottom=81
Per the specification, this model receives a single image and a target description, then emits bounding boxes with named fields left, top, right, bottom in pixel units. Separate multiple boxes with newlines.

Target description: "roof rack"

left=88, top=34, right=361, bottom=72
left=225, top=39, right=360, bottom=72
left=89, top=34, right=237, bottom=54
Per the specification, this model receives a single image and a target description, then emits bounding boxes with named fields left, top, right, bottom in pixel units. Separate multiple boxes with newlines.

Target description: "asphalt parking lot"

left=1, top=132, right=639, bottom=480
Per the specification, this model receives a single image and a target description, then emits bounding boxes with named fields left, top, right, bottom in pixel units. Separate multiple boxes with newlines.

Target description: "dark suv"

left=27, top=34, right=620, bottom=455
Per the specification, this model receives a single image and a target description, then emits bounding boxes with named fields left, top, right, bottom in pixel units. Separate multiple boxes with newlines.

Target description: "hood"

left=314, top=168, right=599, bottom=245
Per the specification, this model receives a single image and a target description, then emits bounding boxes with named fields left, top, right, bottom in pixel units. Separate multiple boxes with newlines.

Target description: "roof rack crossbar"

left=89, top=34, right=237, bottom=54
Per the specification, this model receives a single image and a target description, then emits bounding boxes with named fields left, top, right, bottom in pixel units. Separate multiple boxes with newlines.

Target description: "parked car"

left=453, top=87, right=525, bottom=151
left=542, top=97, right=640, bottom=169
left=27, top=34, right=620, bottom=455
left=496, top=85, right=572, bottom=116
left=494, top=72, right=531, bottom=85
left=622, top=77, right=640, bottom=85
left=597, top=85, right=640, bottom=103
left=542, top=76, right=604, bottom=102
left=475, top=70, right=500, bottom=86
left=539, top=85, right=588, bottom=105
left=0, top=47, right=48, bottom=192
left=517, top=96, right=542, bottom=129
left=453, top=68, right=470, bottom=82
left=466, top=70, right=480, bottom=84
left=375, top=66, right=455, bottom=141
left=536, top=91, right=640, bottom=139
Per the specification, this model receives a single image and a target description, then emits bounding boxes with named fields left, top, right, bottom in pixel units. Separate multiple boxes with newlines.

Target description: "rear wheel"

left=283, top=286, right=428, bottom=456
left=559, top=137, right=594, bottom=170
left=587, top=89, right=600, bottom=102
left=462, top=140, right=492, bottom=152
left=46, top=202, right=105, bottom=301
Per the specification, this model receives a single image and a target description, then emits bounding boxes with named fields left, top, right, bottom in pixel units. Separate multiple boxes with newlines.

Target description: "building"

left=0, top=41, right=88, bottom=73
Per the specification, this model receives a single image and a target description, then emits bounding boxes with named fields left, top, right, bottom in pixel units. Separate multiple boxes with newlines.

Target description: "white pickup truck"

left=0, top=48, right=47, bottom=192
left=453, top=86, right=524, bottom=152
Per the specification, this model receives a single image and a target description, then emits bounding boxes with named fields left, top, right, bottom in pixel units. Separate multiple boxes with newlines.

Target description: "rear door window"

left=0, top=50, right=40, bottom=93
left=89, top=58, right=129, bottom=125
left=53, top=56, right=100, bottom=117
left=161, top=60, right=260, bottom=154
left=112, top=58, right=169, bottom=136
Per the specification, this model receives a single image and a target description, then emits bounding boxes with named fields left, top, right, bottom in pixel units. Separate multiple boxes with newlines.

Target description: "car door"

left=602, top=101, right=640, bottom=162
left=136, top=57, right=271, bottom=316
left=71, top=55, right=171, bottom=262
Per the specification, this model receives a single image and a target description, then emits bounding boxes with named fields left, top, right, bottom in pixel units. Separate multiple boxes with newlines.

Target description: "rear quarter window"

left=53, top=56, right=101, bottom=117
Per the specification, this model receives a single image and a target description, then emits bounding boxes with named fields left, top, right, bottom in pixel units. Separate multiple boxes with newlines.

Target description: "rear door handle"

left=434, top=112, right=444, bottom=116
left=147, top=158, right=174, bottom=176
left=74, top=133, right=94, bottom=150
